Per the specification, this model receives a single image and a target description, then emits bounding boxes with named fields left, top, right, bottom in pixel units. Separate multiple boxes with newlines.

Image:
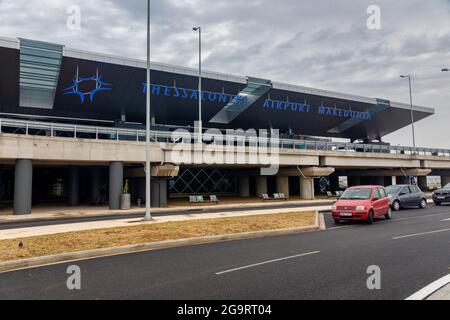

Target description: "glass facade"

left=19, top=38, right=64, bottom=109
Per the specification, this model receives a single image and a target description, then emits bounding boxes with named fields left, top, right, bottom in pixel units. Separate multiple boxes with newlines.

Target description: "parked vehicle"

left=331, top=186, right=391, bottom=224
left=385, top=185, right=427, bottom=211
left=432, top=183, right=450, bottom=205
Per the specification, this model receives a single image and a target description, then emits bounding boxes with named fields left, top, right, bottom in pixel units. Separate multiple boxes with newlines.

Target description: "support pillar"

left=13, top=159, right=33, bottom=215
left=151, top=179, right=168, bottom=208
left=90, top=167, right=102, bottom=205
left=441, top=176, right=450, bottom=187
left=300, top=177, right=315, bottom=200
left=256, top=176, right=268, bottom=197
left=418, top=176, right=428, bottom=191
left=68, top=166, right=80, bottom=206
left=109, top=161, right=123, bottom=210
left=239, top=177, right=250, bottom=197
left=276, top=176, right=289, bottom=198
left=391, top=176, right=397, bottom=186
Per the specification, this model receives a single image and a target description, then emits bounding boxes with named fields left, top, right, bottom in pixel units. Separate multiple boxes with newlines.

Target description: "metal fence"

left=1, top=117, right=449, bottom=157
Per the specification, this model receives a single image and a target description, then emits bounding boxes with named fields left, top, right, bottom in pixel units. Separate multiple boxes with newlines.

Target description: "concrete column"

left=300, top=177, right=315, bottom=200
left=276, top=176, right=289, bottom=197
left=151, top=179, right=168, bottom=208
left=68, top=166, right=80, bottom=206
left=239, top=177, right=250, bottom=197
left=90, top=167, right=102, bottom=205
left=441, top=176, right=450, bottom=187
left=391, top=176, right=397, bottom=185
left=256, top=176, right=268, bottom=197
left=109, top=161, right=123, bottom=210
left=13, top=159, right=33, bottom=215
left=348, top=176, right=361, bottom=187
left=418, top=176, right=428, bottom=191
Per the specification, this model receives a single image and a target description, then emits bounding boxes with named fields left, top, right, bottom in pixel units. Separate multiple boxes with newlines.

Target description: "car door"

left=378, top=188, right=390, bottom=214
left=399, top=186, right=412, bottom=206
left=409, top=185, right=422, bottom=206
left=372, top=188, right=383, bottom=216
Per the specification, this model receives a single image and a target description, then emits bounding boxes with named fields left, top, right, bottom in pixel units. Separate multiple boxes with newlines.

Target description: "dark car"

left=385, top=185, right=427, bottom=211
left=432, top=183, right=450, bottom=205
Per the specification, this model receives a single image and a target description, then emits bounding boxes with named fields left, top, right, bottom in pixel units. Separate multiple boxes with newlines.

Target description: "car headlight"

left=356, top=205, right=366, bottom=211
left=331, top=205, right=337, bottom=211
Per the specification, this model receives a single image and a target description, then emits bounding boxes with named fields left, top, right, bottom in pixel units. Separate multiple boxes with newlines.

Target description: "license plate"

left=340, top=212, right=353, bottom=217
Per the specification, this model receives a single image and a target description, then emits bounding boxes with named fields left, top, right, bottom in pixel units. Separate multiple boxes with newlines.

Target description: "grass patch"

left=0, top=211, right=316, bottom=263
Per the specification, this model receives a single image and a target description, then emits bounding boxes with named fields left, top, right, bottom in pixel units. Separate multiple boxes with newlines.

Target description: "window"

left=400, top=186, right=411, bottom=194
left=410, top=186, right=420, bottom=193
left=373, top=188, right=381, bottom=200
left=378, top=188, right=387, bottom=198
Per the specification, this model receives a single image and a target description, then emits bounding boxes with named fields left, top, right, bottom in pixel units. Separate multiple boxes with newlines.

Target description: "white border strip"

left=406, top=274, right=450, bottom=300
left=215, top=251, right=320, bottom=275
left=392, top=228, right=450, bottom=240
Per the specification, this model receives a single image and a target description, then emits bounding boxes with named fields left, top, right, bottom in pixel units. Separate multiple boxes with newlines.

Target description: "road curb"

left=0, top=201, right=334, bottom=226
left=0, top=214, right=320, bottom=273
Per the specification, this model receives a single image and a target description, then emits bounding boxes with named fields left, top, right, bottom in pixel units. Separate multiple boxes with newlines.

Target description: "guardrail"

left=0, top=117, right=449, bottom=157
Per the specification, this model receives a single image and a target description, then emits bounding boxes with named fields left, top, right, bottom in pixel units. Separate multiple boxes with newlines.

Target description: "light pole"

left=193, top=26, right=202, bottom=143
left=144, top=0, right=152, bottom=221
left=400, top=75, right=416, bottom=154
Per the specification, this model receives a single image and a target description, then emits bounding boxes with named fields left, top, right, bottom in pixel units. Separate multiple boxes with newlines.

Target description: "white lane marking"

left=215, top=251, right=320, bottom=275
left=392, top=228, right=450, bottom=240
left=406, top=274, right=450, bottom=300
left=442, top=218, right=450, bottom=221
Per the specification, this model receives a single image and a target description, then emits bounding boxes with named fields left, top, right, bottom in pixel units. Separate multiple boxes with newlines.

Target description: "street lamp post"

left=193, top=26, right=202, bottom=143
left=144, top=0, right=152, bottom=221
left=400, top=75, right=416, bottom=154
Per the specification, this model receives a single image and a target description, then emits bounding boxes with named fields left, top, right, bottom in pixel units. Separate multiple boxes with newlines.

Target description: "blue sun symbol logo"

left=63, top=67, right=113, bottom=103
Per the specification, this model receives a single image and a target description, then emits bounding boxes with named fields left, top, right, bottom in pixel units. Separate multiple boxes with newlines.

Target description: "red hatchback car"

left=331, top=186, right=392, bottom=224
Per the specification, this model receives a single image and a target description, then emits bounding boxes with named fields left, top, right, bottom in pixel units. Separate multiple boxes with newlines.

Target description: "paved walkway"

left=0, top=205, right=328, bottom=240
left=0, top=199, right=334, bottom=224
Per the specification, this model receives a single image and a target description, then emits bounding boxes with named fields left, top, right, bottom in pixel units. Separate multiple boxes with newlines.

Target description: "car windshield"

left=386, top=185, right=401, bottom=195
left=444, top=183, right=450, bottom=189
left=340, top=188, right=372, bottom=200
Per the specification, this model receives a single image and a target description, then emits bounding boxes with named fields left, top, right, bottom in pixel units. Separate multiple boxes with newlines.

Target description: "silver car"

left=385, top=185, right=427, bottom=211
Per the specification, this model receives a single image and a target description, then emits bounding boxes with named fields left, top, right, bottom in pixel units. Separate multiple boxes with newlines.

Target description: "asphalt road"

left=1, top=205, right=449, bottom=300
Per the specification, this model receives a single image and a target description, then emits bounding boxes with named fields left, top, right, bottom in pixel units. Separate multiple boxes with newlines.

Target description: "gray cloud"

left=1, top=0, right=450, bottom=148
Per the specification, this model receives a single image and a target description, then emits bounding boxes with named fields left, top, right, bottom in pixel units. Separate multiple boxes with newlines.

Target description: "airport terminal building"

left=1, top=36, right=446, bottom=215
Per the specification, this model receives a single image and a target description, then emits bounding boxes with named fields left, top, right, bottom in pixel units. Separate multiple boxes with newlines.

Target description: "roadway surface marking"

left=215, top=251, right=320, bottom=275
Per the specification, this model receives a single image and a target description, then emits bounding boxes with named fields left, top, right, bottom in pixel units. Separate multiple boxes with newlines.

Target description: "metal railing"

left=1, top=117, right=449, bottom=157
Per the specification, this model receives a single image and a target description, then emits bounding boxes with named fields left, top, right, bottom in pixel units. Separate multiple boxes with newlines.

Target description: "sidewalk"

left=0, top=206, right=329, bottom=240
left=0, top=198, right=335, bottom=224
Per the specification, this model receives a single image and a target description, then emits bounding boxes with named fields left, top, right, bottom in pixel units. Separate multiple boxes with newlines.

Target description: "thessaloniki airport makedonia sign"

left=0, top=37, right=435, bottom=141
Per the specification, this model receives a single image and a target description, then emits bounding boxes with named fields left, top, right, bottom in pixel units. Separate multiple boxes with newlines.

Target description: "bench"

left=262, top=193, right=288, bottom=201
left=189, top=195, right=220, bottom=205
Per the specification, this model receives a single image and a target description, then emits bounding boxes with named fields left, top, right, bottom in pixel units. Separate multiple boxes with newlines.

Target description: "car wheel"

left=334, top=219, right=340, bottom=224
left=385, top=207, right=392, bottom=220
left=419, top=199, right=427, bottom=209
left=392, top=200, right=401, bottom=211
left=366, top=210, right=374, bottom=225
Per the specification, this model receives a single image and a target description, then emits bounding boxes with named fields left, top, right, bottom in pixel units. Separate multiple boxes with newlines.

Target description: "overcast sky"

left=1, top=0, right=450, bottom=148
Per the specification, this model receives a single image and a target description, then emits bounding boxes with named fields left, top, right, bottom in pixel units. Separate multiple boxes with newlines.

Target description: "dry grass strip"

left=0, top=211, right=315, bottom=262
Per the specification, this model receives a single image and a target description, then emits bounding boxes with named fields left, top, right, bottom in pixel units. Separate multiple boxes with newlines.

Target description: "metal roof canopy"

left=0, top=36, right=435, bottom=141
